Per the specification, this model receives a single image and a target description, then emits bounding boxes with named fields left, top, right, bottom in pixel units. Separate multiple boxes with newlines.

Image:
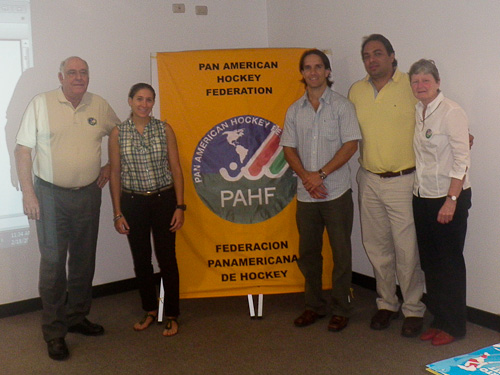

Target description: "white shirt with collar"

left=413, top=91, right=471, bottom=198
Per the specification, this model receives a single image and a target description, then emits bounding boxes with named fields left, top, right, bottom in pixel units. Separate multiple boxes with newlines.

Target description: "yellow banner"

left=156, top=48, right=333, bottom=298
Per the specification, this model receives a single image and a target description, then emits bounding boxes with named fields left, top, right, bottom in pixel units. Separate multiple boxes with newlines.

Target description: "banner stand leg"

left=247, top=294, right=255, bottom=318
left=158, top=279, right=165, bottom=323
left=247, top=294, right=264, bottom=319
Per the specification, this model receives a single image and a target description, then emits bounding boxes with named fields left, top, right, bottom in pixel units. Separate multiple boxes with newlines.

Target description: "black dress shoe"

left=370, top=309, right=399, bottom=330
left=47, top=338, right=69, bottom=361
left=68, top=318, right=104, bottom=336
left=401, top=317, right=424, bottom=337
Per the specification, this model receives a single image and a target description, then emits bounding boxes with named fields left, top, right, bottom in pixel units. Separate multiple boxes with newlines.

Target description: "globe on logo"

left=192, top=115, right=296, bottom=224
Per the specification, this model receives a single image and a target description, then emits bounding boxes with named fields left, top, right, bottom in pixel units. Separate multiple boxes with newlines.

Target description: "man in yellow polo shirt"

left=348, top=34, right=425, bottom=338
left=15, top=56, right=120, bottom=360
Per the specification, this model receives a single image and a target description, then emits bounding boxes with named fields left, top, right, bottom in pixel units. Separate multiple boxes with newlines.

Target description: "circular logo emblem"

left=425, top=129, right=432, bottom=139
left=192, top=115, right=296, bottom=224
left=88, top=117, right=97, bottom=126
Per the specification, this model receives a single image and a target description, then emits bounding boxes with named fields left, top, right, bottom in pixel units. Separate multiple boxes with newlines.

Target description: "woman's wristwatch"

left=176, top=204, right=187, bottom=211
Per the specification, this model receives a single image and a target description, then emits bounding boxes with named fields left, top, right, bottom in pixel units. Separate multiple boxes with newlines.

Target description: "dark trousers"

left=412, top=188, right=471, bottom=337
left=296, top=189, right=353, bottom=317
left=35, top=177, right=101, bottom=342
left=121, top=188, right=180, bottom=317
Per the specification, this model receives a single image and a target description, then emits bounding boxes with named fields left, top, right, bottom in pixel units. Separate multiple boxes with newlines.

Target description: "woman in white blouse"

left=409, top=59, right=471, bottom=346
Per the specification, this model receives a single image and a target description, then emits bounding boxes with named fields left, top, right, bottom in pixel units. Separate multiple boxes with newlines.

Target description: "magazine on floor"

left=426, top=343, right=500, bottom=374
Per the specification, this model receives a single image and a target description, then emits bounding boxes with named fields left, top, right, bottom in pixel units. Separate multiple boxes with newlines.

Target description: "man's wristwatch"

left=447, top=195, right=457, bottom=202
left=318, top=169, right=327, bottom=180
left=176, top=204, right=187, bottom=211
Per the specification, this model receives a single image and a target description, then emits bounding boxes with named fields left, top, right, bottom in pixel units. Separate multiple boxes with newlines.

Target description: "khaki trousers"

left=357, top=167, right=425, bottom=317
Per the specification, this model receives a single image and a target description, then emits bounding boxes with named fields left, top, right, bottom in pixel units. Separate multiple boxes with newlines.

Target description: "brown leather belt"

left=375, top=167, right=416, bottom=178
left=122, top=185, right=173, bottom=196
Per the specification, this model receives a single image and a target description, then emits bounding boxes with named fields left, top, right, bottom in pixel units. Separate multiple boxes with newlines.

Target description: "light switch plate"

left=195, top=5, right=208, bottom=15
left=172, top=4, right=185, bottom=13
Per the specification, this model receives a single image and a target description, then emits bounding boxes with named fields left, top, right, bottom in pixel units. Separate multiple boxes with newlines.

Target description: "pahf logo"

left=192, top=115, right=296, bottom=224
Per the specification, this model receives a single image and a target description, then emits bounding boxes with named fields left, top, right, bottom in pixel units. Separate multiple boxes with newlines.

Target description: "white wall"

left=1, top=0, right=269, bottom=305
left=3, top=0, right=499, bottom=317
left=267, top=0, right=500, bottom=314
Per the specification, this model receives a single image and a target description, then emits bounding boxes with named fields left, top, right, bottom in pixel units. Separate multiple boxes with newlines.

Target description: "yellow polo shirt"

left=348, top=69, right=417, bottom=174
left=17, top=88, right=120, bottom=188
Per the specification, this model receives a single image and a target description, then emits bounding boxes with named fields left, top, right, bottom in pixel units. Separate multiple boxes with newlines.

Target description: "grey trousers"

left=296, top=189, right=354, bottom=317
left=35, top=177, right=101, bottom=342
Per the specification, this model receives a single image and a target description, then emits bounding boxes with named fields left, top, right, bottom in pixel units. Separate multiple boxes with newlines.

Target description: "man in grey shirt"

left=280, top=49, right=361, bottom=332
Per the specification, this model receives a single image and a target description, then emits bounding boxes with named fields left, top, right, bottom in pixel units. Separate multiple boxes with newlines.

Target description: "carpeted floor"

left=0, top=286, right=498, bottom=375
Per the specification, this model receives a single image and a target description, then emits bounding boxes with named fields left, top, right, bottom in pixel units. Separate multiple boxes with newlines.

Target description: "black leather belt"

left=375, top=167, right=416, bottom=178
left=121, top=185, right=172, bottom=196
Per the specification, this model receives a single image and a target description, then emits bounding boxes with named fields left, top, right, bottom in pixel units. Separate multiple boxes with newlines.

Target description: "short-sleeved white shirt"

left=16, top=88, right=120, bottom=188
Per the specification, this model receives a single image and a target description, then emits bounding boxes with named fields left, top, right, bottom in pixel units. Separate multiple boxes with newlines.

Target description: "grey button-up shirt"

left=280, top=88, right=361, bottom=202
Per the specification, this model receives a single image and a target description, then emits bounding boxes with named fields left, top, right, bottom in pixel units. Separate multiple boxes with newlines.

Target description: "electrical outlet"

left=195, top=5, right=208, bottom=15
left=172, top=4, right=185, bottom=13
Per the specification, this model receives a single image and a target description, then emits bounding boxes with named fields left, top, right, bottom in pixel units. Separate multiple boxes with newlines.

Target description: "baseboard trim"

left=467, top=306, right=500, bottom=332
left=0, top=278, right=138, bottom=319
left=1, top=272, right=499, bottom=332
left=352, top=271, right=377, bottom=291
left=352, top=271, right=500, bottom=332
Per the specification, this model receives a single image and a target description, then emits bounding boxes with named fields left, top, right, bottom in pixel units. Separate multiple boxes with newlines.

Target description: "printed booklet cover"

left=427, top=343, right=500, bottom=374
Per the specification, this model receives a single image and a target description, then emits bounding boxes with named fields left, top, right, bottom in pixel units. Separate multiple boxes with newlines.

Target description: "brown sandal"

left=133, top=312, right=157, bottom=331
left=162, top=317, right=178, bottom=337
